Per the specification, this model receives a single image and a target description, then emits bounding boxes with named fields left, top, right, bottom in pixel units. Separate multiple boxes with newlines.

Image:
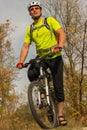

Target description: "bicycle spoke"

left=28, top=81, right=57, bottom=129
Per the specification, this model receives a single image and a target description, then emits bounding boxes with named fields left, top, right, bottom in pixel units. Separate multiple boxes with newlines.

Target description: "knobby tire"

left=28, top=81, right=57, bottom=129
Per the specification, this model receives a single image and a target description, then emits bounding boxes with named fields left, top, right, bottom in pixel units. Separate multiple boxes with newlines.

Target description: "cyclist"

left=16, top=1, right=67, bottom=126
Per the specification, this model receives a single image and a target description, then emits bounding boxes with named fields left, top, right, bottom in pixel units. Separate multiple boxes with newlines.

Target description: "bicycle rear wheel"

left=28, top=81, right=57, bottom=129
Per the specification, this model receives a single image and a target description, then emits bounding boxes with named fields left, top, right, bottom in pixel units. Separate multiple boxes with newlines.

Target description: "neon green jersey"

left=24, top=16, right=62, bottom=58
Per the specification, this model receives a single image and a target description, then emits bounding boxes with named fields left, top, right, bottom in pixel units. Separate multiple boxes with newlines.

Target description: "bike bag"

left=27, top=61, right=40, bottom=81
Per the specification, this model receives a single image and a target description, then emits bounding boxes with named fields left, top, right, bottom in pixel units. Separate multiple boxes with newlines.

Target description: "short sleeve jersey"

left=24, top=17, right=62, bottom=58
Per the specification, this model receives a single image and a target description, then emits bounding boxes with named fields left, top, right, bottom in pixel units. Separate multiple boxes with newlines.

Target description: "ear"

left=40, top=8, right=42, bottom=13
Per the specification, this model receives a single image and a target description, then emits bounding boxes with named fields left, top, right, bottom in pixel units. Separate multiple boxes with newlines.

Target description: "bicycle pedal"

left=38, top=104, right=43, bottom=109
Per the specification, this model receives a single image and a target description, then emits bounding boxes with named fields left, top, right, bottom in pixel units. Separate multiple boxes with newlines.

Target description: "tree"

left=42, top=0, right=87, bottom=116
left=0, top=20, right=18, bottom=117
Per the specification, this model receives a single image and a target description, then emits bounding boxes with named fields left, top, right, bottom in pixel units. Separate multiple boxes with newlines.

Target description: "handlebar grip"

left=22, top=63, right=29, bottom=68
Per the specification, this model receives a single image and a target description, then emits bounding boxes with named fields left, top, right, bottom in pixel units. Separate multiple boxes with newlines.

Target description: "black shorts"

left=43, top=56, right=64, bottom=102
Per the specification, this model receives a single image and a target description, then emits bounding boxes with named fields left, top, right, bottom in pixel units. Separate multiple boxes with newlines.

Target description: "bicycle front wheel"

left=28, top=81, right=57, bottom=129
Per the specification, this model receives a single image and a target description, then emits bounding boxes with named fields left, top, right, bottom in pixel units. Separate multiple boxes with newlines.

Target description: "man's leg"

left=57, top=102, right=64, bottom=116
left=49, top=56, right=67, bottom=125
left=57, top=102, right=67, bottom=125
left=45, top=56, right=67, bottom=125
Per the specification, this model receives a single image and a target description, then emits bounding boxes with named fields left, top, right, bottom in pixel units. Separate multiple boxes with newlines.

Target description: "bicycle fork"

left=44, top=77, right=50, bottom=105
left=38, top=77, right=50, bottom=106
left=38, top=66, right=50, bottom=106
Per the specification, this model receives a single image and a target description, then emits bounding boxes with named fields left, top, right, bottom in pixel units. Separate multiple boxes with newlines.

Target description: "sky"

left=0, top=0, right=37, bottom=96
left=0, top=0, right=87, bottom=97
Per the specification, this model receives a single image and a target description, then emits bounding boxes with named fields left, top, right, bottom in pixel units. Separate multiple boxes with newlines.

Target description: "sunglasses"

left=30, top=6, right=40, bottom=11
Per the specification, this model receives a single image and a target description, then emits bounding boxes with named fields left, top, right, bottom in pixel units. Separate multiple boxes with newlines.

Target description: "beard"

left=32, top=13, right=42, bottom=20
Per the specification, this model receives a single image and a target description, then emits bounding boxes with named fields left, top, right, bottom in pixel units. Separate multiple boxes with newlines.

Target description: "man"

left=16, top=1, right=67, bottom=126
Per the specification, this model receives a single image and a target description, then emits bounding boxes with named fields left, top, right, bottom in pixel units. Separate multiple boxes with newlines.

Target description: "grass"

left=0, top=115, right=87, bottom=130
left=37, top=126, right=87, bottom=130
left=51, top=126, right=84, bottom=130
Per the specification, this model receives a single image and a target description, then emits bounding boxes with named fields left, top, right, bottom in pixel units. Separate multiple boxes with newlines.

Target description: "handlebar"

left=22, top=56, right=41, bottom=68
left=22, top=48, right=62, bottom=68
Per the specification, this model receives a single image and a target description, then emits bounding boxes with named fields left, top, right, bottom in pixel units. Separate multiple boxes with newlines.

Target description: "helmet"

left=28, top=1, right=42, bottom=10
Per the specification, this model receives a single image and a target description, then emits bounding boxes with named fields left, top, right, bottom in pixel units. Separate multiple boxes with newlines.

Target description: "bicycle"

left=22, top=54, right=59, bottom=129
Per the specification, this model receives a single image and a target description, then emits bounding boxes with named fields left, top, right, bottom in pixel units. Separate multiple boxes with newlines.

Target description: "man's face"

left=29, top=6, right=42, bottom=19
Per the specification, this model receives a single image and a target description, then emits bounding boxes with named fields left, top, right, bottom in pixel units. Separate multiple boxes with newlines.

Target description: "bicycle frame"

left=22, top=55, right=58, bottom=129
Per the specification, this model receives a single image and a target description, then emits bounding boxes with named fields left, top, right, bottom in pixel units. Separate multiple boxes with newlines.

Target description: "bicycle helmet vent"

left=28, top=1, right=42, bottom=10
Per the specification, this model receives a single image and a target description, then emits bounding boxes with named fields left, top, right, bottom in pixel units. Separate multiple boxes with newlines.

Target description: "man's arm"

left=16, top=43, right=30, bottom=69
left=55, top=28, right=66, bottom=48
left=20, top=43, right=30, bottom=63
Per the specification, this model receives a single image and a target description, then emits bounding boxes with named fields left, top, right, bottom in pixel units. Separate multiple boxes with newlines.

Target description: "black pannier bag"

left=27, top=60, right=40, bottom=82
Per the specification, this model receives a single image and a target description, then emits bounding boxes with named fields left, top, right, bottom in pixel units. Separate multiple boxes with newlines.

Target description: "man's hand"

left=53, top=46, right=62, bottom=53
left=16, top=62, right=23, bottom=69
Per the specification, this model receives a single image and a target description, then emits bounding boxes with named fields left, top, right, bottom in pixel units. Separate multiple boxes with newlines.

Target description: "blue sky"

left=0, top=0, right=87, bottom=96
